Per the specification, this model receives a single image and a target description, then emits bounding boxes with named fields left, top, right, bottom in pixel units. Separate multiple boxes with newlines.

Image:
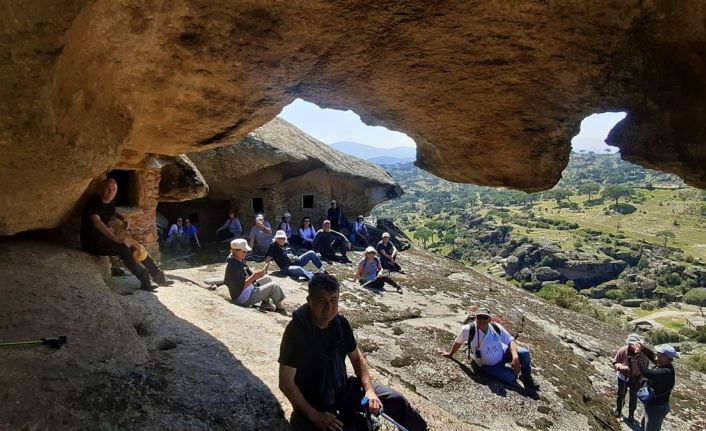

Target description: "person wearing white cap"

left=225, top=238, right=287, bottom=316
left=248, top=214, right=273, bottom=255
left=376, top=232, right=402, bottom=272
left=611, top=333, right=646, bottom=423
left=265, top=230, right=325, bottom=281
left=634, top=343, right=678, bottom=431
left=353, top=246, right=402, bottom=292
left=277, top=212, right=293, bottom=240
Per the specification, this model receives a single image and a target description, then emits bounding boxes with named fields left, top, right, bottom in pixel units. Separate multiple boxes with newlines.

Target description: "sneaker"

left=259, top=300, right=276, bottom=312
left=611, top=409, right=621, bottom=418
left=141, top=280, right=156, bottom=291
left=274, top=307, right=289, bottom=316
left=396, top=285, right=404, bottom=294
left=521, top=376, right=540, bottom=391
left=153, top=271, right=174, bottom=287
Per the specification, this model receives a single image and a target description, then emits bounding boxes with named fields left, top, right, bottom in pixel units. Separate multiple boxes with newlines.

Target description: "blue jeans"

left=480, top=346, right=532, bottom=384
left=642, top=402, right=669, bottom=431
left=285, top=251, right=323, bottom=280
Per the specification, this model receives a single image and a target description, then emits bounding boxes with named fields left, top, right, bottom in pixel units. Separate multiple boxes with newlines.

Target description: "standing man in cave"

left=81, top=178, right=173, bottom=291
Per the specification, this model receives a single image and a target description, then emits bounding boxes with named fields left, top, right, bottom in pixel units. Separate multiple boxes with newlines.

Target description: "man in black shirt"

left=278, top=273, right=427, bottom=431
left=265, top=230, right=325, bottom=281
left=81, top=178, right=171, bottom=291
left=312, top=220, right=351, bottom=264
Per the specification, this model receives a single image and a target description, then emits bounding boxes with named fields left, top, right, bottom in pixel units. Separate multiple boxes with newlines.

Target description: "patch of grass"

left=684, top=353, right=706, bottom=374
left=654, top=316, right=687, bottom=331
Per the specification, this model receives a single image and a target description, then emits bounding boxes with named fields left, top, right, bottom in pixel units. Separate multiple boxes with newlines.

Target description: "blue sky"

left=278, top=98, right=626, bottom=153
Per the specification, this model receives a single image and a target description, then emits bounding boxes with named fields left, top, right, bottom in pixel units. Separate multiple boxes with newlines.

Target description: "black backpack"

left=466, top=322, right=501, bottom=361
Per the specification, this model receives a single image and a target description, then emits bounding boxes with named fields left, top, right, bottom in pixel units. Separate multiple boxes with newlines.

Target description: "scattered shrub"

left=685, top=353, right=706, bottom=374
left=640, top=302, right=655, bottom=311
left=605, top=289, right=625, bottom=301
left=646, top=328, right=681, bottom=344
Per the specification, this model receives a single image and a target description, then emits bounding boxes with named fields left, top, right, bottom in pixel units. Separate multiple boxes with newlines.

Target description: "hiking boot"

left=521, top=376, right=540, bottom=391
left=396, top=285, right=404, bottom=294
left=611, top=409, right=621, bottom=418
left=259, top=300, right=276, bottom=312
left=153, top=271, right=174, bottom=286
left=141, top=280, right=156, bottom=291
left=274, top=307, right=289, bottom=316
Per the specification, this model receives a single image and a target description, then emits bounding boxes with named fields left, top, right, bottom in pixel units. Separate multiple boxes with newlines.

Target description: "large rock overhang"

left=1, top=1, right=705, bottom=235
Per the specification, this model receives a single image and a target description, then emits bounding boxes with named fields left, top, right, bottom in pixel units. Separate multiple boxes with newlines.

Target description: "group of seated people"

left=165, top=216, right=201, bottom=250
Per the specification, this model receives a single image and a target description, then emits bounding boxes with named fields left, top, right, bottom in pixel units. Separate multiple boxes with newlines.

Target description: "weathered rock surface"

left=3, top=1, right=706, bottom=235
left=186, top=118, right=401, bottom=228
left=158, top=155, right=209, bottom=202
left=3, top=239, right=706, bottom=430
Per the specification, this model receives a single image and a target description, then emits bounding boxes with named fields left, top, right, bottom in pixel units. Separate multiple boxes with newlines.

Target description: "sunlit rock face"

left=2, top=1, right=706, bottom=235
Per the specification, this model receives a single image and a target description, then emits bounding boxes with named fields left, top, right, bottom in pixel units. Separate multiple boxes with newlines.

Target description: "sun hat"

left=124, top=238, right=148, bottom=262
left=655, top=344, right=679, bottom=359
left=284, top=212, right=291, bottom=218
left=331, top=200, right=336, bottom=204
left=230, top=238, right=252, bottom=252
left=382, top=232, right=390, bottom=238
left=274, top=230, right=288, bottom=240
left=365, top=246, right=377, bottom=254
left=255, top=214, right=264, bottom=221
left=626, top=333, right=644, bottom=345
left=475, top=307, right=492, bottom=317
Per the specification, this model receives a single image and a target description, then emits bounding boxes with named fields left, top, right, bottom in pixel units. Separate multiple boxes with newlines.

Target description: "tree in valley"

left=655, top=230, right=676, bottom=247
left=683, top=288, right=706, bottom=317
left=601, top=184, right=632, bottom=206
left=577, top=183, right=600, bottom=201
left=413, top=228, right=433, bottom=248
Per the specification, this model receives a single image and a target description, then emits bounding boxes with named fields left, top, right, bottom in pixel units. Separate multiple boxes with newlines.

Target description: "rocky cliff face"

left=2, top=1, right=706, bottom=235
left=187, top=118, right=401, bottom=227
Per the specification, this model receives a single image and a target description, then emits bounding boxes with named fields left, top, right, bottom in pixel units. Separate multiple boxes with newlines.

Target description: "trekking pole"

left=360, top=396, right=410, bottom=431
left=0, top=336, right=67, bottom=349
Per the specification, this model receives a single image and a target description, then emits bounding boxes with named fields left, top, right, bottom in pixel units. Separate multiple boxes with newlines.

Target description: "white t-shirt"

left=454, top=322, right=513, bottom=366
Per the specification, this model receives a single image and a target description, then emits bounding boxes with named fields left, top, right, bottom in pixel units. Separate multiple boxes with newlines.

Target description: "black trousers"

left=616, top=377, right=639, bottom=418
left=380, top=256, right=402, bottom=272
left=318, top=237, right=349, bottom=262
left=290, top=377, right=427, bottom=431
left=83, top=236, right=159, bottom=285
left=361, top=276, right=399, bottom=290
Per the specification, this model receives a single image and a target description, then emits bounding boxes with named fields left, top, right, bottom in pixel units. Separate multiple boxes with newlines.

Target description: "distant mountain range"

left=331, top=141, right=416, bottom=165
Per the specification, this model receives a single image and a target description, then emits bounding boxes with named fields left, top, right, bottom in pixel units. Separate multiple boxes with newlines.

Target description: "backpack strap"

left=467, top=322, right=502, bottom=360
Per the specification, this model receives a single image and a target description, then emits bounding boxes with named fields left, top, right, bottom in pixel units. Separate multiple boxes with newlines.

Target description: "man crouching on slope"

left=439, top=308, right=540, bottom=391
left=279, top=273, right=427, bottom=431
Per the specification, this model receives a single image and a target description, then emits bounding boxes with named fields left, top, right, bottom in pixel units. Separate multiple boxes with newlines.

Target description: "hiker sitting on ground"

left=167, top=217, right=185, bottom=247
left=634, top=343, right=677, bottom=431
left=296, top=216, right=316, bottom=249
left=265, top=230, right=325, bottom=281
left=354, top=246, right=402, bottom=293
left=351, top=215, right=370, bottom=246
left=439, top=308, right=539, bottom=390
left=216, top=210, right=243, bottom=241
left=277, top=212, right=293, bottom=240
left=81, top=178, right=171, bottom=291
left=278, top=273, right=427, bottom=431
left=376, top=232, right=402, bottom=272
left=224, top=238, right=287, bottom=316
left=611, top=333, right=648, bottom=424
left=312, top=220, right=351, bottom=263
left=184, top=218, right=201, bottom=249
left=249, top=214, right=273, bottom=256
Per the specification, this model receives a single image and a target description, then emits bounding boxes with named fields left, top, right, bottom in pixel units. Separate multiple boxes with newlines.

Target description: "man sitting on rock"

left=351, top=215, right=370, bottom=246
left=216, top=210, right=242, bottom=241
left=439, top=308, right=539, bottom=391
left=81, top=178, right=172, bottom=291
left=278, top=273, right=427, bottom=431
left=225, top=238, right=287, bottom=315
left=375, top=232, right=402, bottom=272
left=265, top=230, right=325, bottom=281
left=312, top=220, right=351, bottom=264
left=248, top=214, right=273, bottom=256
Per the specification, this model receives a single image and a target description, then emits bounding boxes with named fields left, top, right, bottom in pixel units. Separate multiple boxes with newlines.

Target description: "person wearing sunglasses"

left=295, top=217, right=316, bottom=249
left=439, top=308, right=539, bottom=391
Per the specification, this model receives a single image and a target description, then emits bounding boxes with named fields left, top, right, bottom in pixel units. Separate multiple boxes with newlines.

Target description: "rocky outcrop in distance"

left=180, top=118, right=401, bottom=237
left=2, top=1, right=706, bottom=235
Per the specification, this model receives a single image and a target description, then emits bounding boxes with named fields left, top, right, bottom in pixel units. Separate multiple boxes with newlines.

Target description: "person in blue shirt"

left=353, top=246, right=401, bottom=292
left=183, top=218, right=201, bottom=249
